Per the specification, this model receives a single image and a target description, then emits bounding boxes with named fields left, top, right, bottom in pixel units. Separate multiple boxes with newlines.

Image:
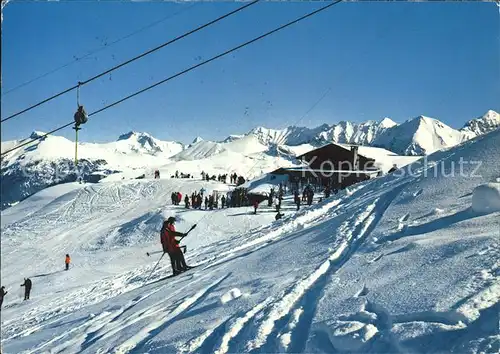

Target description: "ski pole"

left=178, top=224, right=197, bottom=242
left=146, top=250, right=163, bottom=257
left=146, top=252, right=165, bottom=281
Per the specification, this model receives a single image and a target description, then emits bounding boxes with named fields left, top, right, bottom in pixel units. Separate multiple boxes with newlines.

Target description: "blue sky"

left=1, top=1, right=499, bottom=144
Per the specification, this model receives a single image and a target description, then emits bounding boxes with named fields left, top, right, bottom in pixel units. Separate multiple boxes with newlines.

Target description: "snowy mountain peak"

left=117, top=131, right=152, bottom=141
left=460, top=109, right=500, bottom=139
left=30, top=131, right=47, bottom=139
left=374, top=115, right=462, bottom=155
left=379, top=117, right=397, bottom=128
left=191, top=136, right=204, bottom=144
left=112, top=131, right=185, bottom=157
left=222, top=134, right=245, bottom=143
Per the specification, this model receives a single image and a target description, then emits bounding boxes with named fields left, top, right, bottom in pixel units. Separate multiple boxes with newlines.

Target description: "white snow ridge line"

left=180, top=321, right=222, bottom=353
left=215, top=298, right=274, bottom=354
left=246, top=259, right=332, bottom=351
left=278, top=307, right=304, bottom=351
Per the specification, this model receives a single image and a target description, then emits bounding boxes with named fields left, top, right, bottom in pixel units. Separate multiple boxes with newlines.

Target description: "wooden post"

left=73, top=125, right=81, bottom=166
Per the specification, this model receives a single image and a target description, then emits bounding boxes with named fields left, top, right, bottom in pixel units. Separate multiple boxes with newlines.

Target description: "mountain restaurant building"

left=271, top=143, right=380, bottom=192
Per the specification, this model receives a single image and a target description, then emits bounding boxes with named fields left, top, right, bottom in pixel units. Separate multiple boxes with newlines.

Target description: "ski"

left=146, top=266, right=198, bottom=285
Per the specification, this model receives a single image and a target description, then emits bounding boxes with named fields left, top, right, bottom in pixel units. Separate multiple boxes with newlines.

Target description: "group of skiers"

left=171, top=192, right=183, bottom=205
left=183, top=190, right=241, bottom=210
left=0, top=255, right=71, bottom=307
left=302, top=185, right=315, bottom=206
left=184, top=192, right=204, bottom=209
left=0, top=278, right=33, bottom=307
left=268, top=186, right=285, bottom=211
left=175, top=185, right=256, bottom=211
left=173, top=170, right=192, bottom=179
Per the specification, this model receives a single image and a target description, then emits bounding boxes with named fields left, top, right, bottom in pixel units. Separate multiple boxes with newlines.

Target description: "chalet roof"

left=297, top=143, right=375, bottom=162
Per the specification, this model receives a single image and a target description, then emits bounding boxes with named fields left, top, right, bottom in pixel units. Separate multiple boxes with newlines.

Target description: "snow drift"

left=471, top=183, right=500, bottom=214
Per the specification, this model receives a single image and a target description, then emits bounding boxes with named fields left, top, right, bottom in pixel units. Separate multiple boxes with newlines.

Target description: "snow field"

left=1, top=129, right=499, bottom=353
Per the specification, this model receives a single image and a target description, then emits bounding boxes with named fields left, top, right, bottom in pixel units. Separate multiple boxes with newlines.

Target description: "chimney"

left=351, top=146, right=359, bottom=171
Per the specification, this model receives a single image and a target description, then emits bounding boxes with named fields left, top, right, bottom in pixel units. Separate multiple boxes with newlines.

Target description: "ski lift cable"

left=1, top=3, right=199, bottom=97
left=0, top=0, right=344, bottom=158
left=0, top=0, right=261, bottom=123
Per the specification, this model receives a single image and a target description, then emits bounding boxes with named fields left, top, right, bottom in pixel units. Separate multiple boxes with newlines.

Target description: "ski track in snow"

left=195, top=185, right=366, bottom=272
left=111, top=274, right=230, bottom=354
left=235, top=183, right=407, bottom=353
left=213, top=298, right=274, bottom=354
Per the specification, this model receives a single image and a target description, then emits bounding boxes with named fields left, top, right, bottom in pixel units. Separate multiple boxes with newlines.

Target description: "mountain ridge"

left=1, top=109, right=498, bottom=209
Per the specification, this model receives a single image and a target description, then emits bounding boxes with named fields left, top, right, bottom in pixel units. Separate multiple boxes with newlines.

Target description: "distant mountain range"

left=1, top=109, right=498, bottom=209
left=243, top=110, right=499, bottom=156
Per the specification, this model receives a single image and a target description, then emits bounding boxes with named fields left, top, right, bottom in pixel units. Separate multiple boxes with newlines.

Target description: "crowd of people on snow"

left=171, top=170, right=193, bottom=179
left=154, top=169, right=247, bottom=187
left=0, top=176, right=342, bottom=307
left=175, top=188, right=255, bottom=210
left=0, top=255, right=72, bottom=309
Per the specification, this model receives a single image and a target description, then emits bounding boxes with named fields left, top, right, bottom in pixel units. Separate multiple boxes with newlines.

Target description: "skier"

left=268, top=188, right=274, bottom=207
left=184, top=195, right=190, bottom=209
left=0, top=286, right=7, bottom=308
left=307, top=188, right=314, bottom=206
left=253, top=200, right=259, bottom=214
left=277, top=191, right=283, bottom=211
left=295, top=193, right=301, bottom=211
left=324, top=185, right=331, bottom=199
left=20, top=278, right=32, bottom=300
left=221, top=195, right=226, bottom=208
left=161, top=217, right=192, bottom=276
left=204, top=196, right=209, bottom=210
left=388, top=164, right=398, bottom=173
left=65, top=254, right=71, bottom=271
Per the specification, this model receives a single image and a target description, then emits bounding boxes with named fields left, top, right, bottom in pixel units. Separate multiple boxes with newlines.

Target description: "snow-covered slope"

left=1, top=128, right=499, bottom=353
left=171, top=135, right=269, bottom=162
left=0, top=131, right=185, bottom=210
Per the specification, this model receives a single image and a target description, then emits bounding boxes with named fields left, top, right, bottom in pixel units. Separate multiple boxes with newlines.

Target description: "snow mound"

left=324, top=321, right=378, bottom=351
left=220, top=288, right=243, bottom=304
left=471, top=183, right=500, bottom=213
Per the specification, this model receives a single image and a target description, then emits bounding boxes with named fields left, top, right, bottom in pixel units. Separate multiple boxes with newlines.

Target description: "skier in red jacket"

left=161, top=217, right=192, bottom=275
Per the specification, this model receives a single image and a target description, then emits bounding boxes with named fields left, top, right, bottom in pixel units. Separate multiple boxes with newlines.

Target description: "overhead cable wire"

left=1, top=3, right=199, bottom=97
left=1, top=0, right=261, bottom=123
left=1, top=0, right=344, bottom=158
